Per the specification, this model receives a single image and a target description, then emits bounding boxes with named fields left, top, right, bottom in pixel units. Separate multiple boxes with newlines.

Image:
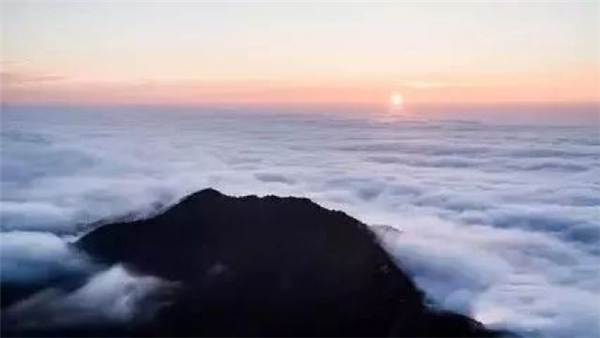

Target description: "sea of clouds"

left=1, top=105, right=599, bottom=336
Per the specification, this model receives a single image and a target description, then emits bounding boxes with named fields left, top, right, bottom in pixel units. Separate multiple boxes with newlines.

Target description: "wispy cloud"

left=1, top=71, right=67, bottom=87
left=395, top=79, right=475, bottom=90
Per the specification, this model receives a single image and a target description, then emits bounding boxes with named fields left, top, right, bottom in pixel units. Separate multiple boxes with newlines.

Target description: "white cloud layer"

left=5, top=264, right=172, bottom=329
left=0, top=231, right=90, bottom=283
left=1, top=106, right=599, bottom=337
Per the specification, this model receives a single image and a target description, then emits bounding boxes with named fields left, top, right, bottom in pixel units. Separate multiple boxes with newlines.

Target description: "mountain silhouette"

left=3, top=189, right=505, bottom=337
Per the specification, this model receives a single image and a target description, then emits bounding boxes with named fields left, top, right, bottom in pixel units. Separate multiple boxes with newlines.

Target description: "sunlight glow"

left=391, top=92, right=404, bottom=108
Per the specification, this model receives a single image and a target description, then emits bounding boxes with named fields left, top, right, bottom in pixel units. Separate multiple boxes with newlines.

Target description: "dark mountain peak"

left=179, top=187, right=224, bottom=203
left=59, top=189, right=505, bottom=337
left=175, top=189, right=319, bottom=215
left=183, top=188, right=317, bottom=208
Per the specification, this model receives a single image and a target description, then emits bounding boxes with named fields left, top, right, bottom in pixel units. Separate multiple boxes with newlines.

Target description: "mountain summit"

left=21, top=189, right=502, bottom=336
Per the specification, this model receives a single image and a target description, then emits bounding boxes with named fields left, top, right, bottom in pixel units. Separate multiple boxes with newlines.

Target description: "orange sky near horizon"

left=1, top=2, right=599, bottom=108
left=3, top=70, right=598, bottom=107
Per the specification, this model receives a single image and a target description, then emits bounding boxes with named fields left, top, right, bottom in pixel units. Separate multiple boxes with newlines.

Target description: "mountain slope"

left=63, top=189, right=498, bottom=336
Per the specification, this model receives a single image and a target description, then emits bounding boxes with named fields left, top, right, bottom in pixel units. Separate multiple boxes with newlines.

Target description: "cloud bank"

left=1, top=106, right=598, bottom=337
left=5, top=264, right=173, bottom=330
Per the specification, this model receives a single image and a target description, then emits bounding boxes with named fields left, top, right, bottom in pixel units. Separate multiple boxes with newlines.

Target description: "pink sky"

left=2, top=2, right=599, bottom=107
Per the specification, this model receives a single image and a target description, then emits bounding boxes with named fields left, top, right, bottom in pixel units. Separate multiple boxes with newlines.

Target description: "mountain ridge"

left=4, top=188, right=506, bottom=337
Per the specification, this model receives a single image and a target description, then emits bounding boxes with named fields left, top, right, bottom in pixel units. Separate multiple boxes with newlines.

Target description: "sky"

left=1, top=1, right=599, bottom=107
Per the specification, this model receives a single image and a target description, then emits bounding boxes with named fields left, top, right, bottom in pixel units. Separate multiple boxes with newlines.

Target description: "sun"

left=390, top=91, right=404, bottom=108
